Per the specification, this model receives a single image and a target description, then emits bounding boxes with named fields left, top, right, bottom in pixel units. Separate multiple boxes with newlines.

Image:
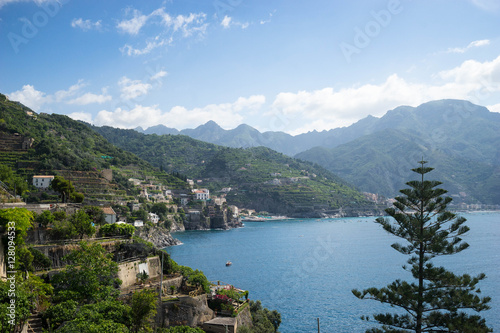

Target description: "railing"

left=0, top=180, right=15, bottom=198
left=31, top=235, right=129, bottom=246
left=116, top=256, right=145, bottom=264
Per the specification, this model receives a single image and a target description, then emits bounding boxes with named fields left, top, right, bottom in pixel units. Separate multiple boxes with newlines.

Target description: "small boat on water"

left=226, top=261, right=232, bottom=266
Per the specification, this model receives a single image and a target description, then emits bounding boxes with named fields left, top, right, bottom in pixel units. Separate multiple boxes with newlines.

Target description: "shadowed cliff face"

left=135, top=224, right=181, bottom=248
left=162, top=294, right=214, bottom=327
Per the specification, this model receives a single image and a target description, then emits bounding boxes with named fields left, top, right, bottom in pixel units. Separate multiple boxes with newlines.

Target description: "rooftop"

left=102, top=207, right=116, bottom=215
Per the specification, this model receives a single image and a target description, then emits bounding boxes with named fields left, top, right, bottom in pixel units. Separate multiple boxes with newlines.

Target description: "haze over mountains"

left=137, top=100, right=500, bottom=204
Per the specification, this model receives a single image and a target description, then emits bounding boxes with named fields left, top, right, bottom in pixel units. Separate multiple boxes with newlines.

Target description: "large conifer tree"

left=353, top=160, right=491, bottom=332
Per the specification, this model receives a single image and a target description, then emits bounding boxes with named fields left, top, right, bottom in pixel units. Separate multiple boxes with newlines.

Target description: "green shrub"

left=99, top=223, right=135, bottom=237
left=217, top=288, right=245, bottom=302
left=29, top=246, right=51, bottom=270
left=187, top=270, right=210, bottom=294
left=35, top=210, right=54, bottom=227
left=44, top=300, right=78, bottom=330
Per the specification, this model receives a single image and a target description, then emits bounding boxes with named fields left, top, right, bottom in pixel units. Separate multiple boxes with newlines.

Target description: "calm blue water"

left=166, top=212, right=500, bottom=333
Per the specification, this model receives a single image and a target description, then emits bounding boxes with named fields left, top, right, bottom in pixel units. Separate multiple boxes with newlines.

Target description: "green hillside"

left=297, top=128, right=500, bottom=204
left=91, top=125, right=377, bottom=216
left=0, top=93, right=187, bottom=202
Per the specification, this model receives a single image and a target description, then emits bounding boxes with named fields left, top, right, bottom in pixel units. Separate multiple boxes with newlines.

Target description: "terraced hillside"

left=0, top=93, right=188, bottom=202
left=91, top=125, right=381, bottom=217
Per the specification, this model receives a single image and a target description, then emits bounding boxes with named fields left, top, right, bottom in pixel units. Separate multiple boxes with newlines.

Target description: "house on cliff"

left=32, top=175, right=54, bottom=189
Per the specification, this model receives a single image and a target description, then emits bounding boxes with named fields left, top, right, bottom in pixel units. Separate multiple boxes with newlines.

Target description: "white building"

left=180, top=194, right=189, bottom=206
left=128, top=178, right=141, bottom=186
left=134, top=220, right=144, bottom=227
left=194, top=189, right=210, bottom=201
left=32, top=175, right=54, bottom=189
left=229, top=205, right=239, bottom=218
left=149, top=213, right=159, bottom=224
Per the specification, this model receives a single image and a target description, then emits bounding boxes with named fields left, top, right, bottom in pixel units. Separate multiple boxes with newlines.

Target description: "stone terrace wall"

left=118, top=256, right=161, bottom=288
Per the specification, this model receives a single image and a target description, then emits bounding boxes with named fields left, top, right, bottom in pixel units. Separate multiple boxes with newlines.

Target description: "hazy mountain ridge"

left=296, top=101, right=500, bottom=204
left=137, top=99, right=500, bottom=204
left=138, top=100, right=500, bottom=163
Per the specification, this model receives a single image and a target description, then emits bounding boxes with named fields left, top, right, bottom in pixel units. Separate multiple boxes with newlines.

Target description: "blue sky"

left=1, top=0, right=500, bottom=134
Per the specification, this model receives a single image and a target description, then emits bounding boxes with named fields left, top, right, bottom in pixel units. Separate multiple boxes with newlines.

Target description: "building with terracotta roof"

left=32, top=175, right=54, bottom=189
left=194, top=189, right=210, bottom=201
left=102, top=206, right=116, bottom=224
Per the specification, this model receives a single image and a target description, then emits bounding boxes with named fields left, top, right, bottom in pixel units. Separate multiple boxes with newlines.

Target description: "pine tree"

left=352, top=160, right=491, bottom=333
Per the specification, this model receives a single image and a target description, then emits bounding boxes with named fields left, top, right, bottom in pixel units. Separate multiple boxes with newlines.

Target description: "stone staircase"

left=26, top=311, right=43, bottom=333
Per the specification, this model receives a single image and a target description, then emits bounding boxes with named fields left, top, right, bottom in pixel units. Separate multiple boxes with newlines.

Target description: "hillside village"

left=0, top=124, right=267, bottom=332
left=2, top=167, right=243, bottom=233
left=0, top=167, right=277, bottom=332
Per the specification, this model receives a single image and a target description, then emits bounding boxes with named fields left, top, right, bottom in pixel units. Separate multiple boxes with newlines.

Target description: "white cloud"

left=172, top=13, right=208, bottom=37
left=220, top=15, right=249, bottom=29
left=117, top=8, right=207, bottom=36
left=117, top=9, right=148, bottom=35
left=120, top=36, right=171, bottom=56
left=53, top=80, right=86, bottom=101
left=221, top=15, right=231, bottom=29
left=92, top=95, right=266, bottom=130
left=117, top=7, right=208, bottom=56
left=446, top=39, right=490, bottom=53
left=8, top=85, right=48, bottom=111
left=67, top=92, right=112, bottom=105
left=269, top=55, right=500, bottom=134
left=71, top=18, right=102, bottom=31
left=487, top=103, right=500, bottom=113
left=0, top=0, right=22, bottom=9
left=150, top=70, right=167, bottom=81
left=260, top=11, right=275, bottom=25
left=119, top=77, right=152, bottom=100
left=8, top=81, right=112, bottom=110
left=94, top=105, right=162, bottom=128
left=435, top=55, right=500, bottom=106
left=68, top=111, right=94, bottom=123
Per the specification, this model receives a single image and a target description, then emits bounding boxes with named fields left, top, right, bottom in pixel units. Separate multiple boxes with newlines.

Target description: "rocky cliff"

left=162, top=295, right=214, bottom=327
left=135, top=224, right=181, bottom=248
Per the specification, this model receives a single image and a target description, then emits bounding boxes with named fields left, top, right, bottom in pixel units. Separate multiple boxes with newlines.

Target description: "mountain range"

left=91, top=125, right=375, bottom=216
left=0, top=92, right=375, bottom=216
left=137, top=100, right=500, bottom=204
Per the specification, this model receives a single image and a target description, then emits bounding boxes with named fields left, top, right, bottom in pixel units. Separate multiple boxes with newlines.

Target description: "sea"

left=166, top=212, right=500, bottom=333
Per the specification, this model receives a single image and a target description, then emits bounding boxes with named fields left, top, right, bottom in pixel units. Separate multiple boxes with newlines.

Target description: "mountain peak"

left=203, top=120, right=222, bottom=129
left=234, top=123, right=258, bottom=132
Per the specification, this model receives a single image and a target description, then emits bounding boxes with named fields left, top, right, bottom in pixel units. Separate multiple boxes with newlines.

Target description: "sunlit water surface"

left=167, top=212, right=500, bottom=332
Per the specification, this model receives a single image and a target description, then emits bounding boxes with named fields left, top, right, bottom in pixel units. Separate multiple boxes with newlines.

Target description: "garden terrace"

left=0, top=132, right=25, bottom=151
left=0, top=151, right=28, bottom=168
left=53, top=169, right=129, bottom=202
